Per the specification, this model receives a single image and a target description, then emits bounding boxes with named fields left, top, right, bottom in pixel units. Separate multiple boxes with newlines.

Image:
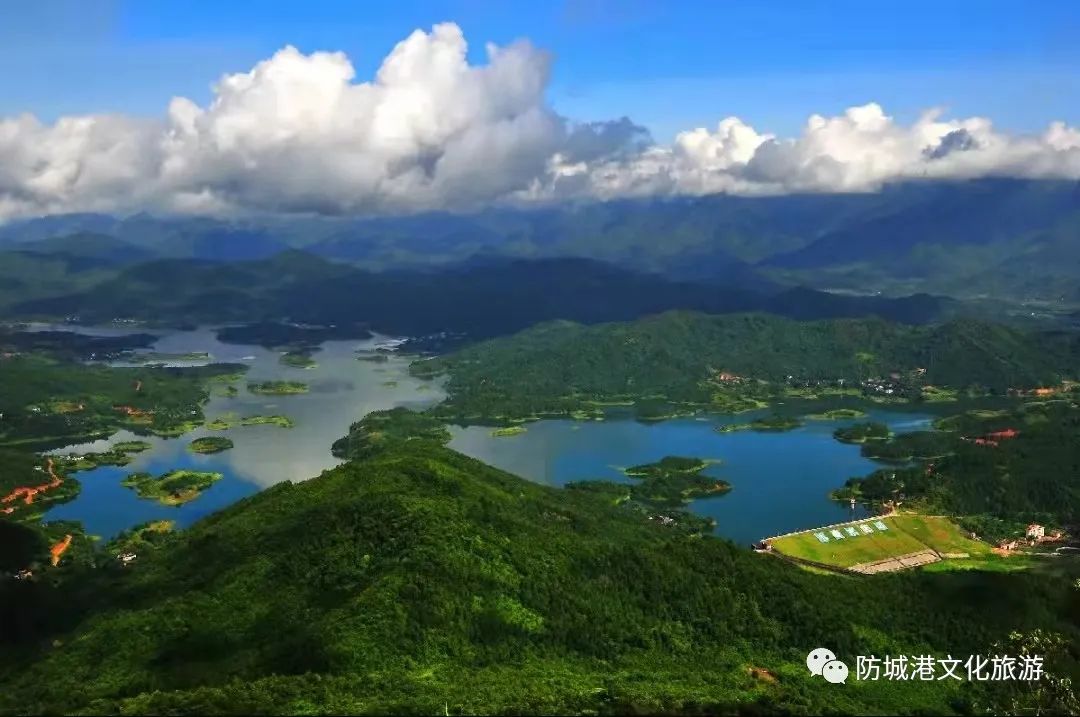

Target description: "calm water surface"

left=448, top=410, right=931, bottom=545
left=37, top=324, right=931, bottom=545
left=45, top=327, right=444, bottom=537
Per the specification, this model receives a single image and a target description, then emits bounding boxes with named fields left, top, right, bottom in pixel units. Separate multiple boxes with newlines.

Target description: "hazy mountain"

left=10, top=253, right=951, bottom=335
left=2, top=179, right=1078, bottom=301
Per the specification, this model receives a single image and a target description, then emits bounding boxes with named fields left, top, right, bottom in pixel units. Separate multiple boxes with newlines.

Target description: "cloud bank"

left=2, top=22, right=1079, bottom=221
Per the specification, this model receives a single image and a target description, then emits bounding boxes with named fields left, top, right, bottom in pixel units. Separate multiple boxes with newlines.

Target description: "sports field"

left=769, top=515, right=987, bottom=569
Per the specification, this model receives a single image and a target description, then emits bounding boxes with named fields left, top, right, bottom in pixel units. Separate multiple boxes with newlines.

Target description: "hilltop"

left=1, top=410, right=1077, bottom=714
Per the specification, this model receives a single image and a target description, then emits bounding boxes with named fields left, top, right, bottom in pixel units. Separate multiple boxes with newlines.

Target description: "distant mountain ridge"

left=2, top=178, right=1078, bottom=302
left=9, top=253, right=952, bottom=336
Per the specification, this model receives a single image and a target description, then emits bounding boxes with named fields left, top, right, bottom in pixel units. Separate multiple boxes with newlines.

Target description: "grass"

left=770, top=515, right=988, bottom=570
left=491, top=425, right=527, bottom=437
left=772, top=519, right=928, bottom=568
left=892, top=515, right=992, bottom=556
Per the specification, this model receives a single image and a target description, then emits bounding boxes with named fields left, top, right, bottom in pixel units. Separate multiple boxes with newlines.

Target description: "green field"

left=895, top=515, right=993, bottom=556
left=770, top=515, right=987, bottom=569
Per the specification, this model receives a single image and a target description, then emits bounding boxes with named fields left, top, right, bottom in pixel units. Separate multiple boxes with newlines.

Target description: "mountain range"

left=2, top=178, right=1078, bottom=304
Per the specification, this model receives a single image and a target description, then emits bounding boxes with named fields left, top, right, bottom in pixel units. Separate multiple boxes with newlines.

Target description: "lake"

left=448, top=409, right=932, bottom=545
left=38, top=324, right=931, bottom=545
left=44, top=327, right=445, bottom=537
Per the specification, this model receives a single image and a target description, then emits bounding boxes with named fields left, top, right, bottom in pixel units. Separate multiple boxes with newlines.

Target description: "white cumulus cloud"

left=0, top=24, right=1079, bottom=221
left=538, top=103, right=1080, bottom=201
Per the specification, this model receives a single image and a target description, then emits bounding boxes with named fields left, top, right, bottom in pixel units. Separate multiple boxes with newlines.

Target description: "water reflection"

left=45, top=328, right=445, bottom=537
left=448, top=410, right=930, bottom=546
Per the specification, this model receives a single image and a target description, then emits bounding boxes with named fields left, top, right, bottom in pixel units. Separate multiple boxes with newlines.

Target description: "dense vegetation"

left=207, top=414, right=295, bottom=430
left=834, top=422, right=891, bottom=443
left=279, top=350, right=317, bottom=368
left=122, top=470, right=223, bottom=506
left=834, top=400, right=1080, bottom=535
left=416, top=311, right=1080, bottom=422
left=0, top=328, right=156, bottom=362
left=247, top=380, right=309, bottom=396
left=188, top=437, right=234, bottom=454
left=0, top=353, right=245, bottom=449
left=717, top=415, right=803, bottom=433
left=1, top=409, right=1078, bottom=714
left=617, top=455, right=730, bottom=509
left=8, top=251, right=950, bottom=336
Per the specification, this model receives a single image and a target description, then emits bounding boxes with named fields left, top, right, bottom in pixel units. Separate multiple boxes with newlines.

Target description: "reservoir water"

left=44, top=327, right=444, bottom=537
left=36, top=325, right=931, bottom=544
left=447, top=410, right=932, bottom=545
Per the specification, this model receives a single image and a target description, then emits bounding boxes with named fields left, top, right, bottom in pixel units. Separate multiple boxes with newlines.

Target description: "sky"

left=4, top=0, right=1079, bottom=137
left=1, top=0, right=1078, bottom=219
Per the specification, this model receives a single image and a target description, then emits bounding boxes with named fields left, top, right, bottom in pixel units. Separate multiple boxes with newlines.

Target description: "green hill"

left=418, top=311, right=1079, bottom=420
left=10, top=253, right=950, bottom=335
left=1, top=410, right=1077, bottom=714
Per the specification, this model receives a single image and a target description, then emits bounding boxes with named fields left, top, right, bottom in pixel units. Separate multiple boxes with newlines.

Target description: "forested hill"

left=1, top=410, right=1075, bottom=714
left=418, top=311, right=1080, bottom=417
left=9, top=253, right=950, bottom=335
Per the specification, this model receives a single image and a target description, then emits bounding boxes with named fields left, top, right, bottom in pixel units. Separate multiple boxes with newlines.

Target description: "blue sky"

left=2, top=0, right=1078, bottom=140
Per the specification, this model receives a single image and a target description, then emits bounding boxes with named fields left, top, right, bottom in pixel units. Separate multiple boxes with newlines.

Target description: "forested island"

left=247, top=380, right=309, bottom=395
left=833, top=421, right=891, bottom=443
left=716, top=415, right=803, bottom=433
left=121, top=469, right=223, bottom=506
left=279, top=350, right=317, bottom=368
left=187, top=436, right=234, bottom=454
left=206, top=413, right=294, bottom=430
left=490, top=425, right=526, bottom=437
left=619, top=455, right=730, bottom=507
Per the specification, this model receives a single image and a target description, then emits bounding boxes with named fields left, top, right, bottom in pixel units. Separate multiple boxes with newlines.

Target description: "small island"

left=122, top=470, right=223, bottom=506
left=356, top=352, right=390, bottom=363
left=59, top=440, right=154, bottom=471
left=805, top=407, right=867, bottom=421
left=187, top=436, right=234, bottom=454
left=279, top=350, right=318, bottom=369
left=247, top=380, right=309, bottom=395
left=620, top=455, right=730, bottom=508
left=127, top=351, right=210, bottom=364
left=113, top=440, right=153, bottom=454
left=625, top=455, right=710, bottom=478
left=716, top=415, right=803, bottom=433
left=491, top=425, right=527, bottom=437
left=834, top=421, right=891, bottom=444
left=207, top=413, right=294, bottom=430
